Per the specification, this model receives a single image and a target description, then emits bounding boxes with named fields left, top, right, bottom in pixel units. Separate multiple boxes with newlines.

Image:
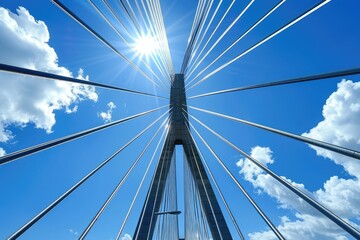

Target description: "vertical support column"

left=133, top=132, right=175, bottom=239
left=134, top=74, right=232, bottom=240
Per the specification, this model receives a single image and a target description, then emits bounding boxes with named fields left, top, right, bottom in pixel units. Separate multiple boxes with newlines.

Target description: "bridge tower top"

left=170, top=74, right=188, bottom=144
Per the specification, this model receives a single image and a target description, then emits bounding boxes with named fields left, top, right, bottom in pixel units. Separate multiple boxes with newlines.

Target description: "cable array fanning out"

left=1, top=0, right=360, bottom=239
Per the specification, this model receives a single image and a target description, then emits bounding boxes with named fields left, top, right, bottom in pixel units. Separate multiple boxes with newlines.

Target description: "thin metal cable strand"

left=141, top=0, right=173, bottom=82
left=146, top=0, right=174, bottom=75
left=185, top=0, right=222, bottom=75
left=185, top=0, right=255, bottom=86
left=184, top=128, right=223, bottom=240
left=87, top=0, right=167, bottom=89
left=153, top=150, right=176, bottom=239
left=181, top=0, right=208, bottom=74
left=187, top=0, right=331, bottom=91
left=107, top=0, right=171, bottom=86
left=188, top=105, right=360, bottom=161
left=184, top=0, right=214, bottom=74
left=121, top=118, right=172, bottom=239
left=186, top=121, right=245, bottom=240
left=185, top=0, right=235, bottom=81
left=187, top=0, right=285, bottom=87
left=78, top=115, right=170, bottom=239
left=0, top=63, right=168, bottom=99
left=185, top=120, right=285, bottom=240
left=186, top=109, right=360, bottom=239
left=188, top=67, right=360, bottom=99
left=1, top=105, right=168, bottom=166
left=115, top=118, right=169, bottom=240
left=145, top=126, right=174, bottom=239
left=51, top=0, right=161, bottom=89
left=184, top=149, right=212, bottom=240
left=7, top=108, right=170, bottom=240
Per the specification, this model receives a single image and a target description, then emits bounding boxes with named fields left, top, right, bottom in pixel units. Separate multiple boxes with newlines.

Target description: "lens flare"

left=134, top=35, right=157, bottom=56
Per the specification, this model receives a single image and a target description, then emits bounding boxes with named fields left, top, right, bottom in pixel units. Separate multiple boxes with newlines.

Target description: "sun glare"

left=134, top=35, right=158, bottom=56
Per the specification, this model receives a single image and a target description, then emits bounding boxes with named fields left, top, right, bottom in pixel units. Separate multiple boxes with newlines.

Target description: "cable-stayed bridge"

left=1, top=0, right=360, bottom=239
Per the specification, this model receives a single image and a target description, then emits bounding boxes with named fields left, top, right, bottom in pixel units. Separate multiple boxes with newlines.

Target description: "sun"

left=134, top=35, right=158, bottom=56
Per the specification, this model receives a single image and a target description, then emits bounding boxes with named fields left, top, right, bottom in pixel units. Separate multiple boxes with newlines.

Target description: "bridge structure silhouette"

left=1, top=0, right=360, bottom=239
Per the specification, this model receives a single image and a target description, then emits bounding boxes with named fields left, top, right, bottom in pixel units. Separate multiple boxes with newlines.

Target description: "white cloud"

left=237, top=146, right=360, bottom=239
left=236, top=146, right=313, bottom=215
left=236, top=146, right=274, bottom=182
left=237, top=80, right=360, bottom=239
left=302, top=80, right=360, bottom=178
left=248, top=213, right=354, bottom=240
left=0, top=7, right=98, bottom=142
left=121, top=233, right=132, bottom=240
left=0, top=148, right=5, bottom=157
left=98, top=101, right=116, bottom=123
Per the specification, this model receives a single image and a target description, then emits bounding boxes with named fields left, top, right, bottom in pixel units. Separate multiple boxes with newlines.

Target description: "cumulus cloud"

left=236, top=146, right=274, bottom=182
left=120, top=233, right=132, bottom=240
left=98, top=102, right=116, bottom=123
left=236, top=146, right=311, bottom=212
left=237, top=146, right=360, bottom=239
left=0, top=148, right=5, bottom=157
left=237, top=80, right=360, bottom=239
left=0, top=6, right=98, bottom=142
left=302, top=80, right=360, bottom=177
left=248, top=213, right=356, bottom=240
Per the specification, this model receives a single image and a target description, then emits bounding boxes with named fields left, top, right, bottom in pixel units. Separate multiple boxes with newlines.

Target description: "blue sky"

left=0, top=0, right=360, bottom=239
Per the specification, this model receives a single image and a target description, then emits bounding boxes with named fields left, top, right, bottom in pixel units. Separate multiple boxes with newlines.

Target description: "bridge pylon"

left=134, top=74, right=232, bottom=240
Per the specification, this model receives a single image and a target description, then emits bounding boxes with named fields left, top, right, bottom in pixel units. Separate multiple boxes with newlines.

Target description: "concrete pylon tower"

left=134, top=74, right=232, bottom=240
